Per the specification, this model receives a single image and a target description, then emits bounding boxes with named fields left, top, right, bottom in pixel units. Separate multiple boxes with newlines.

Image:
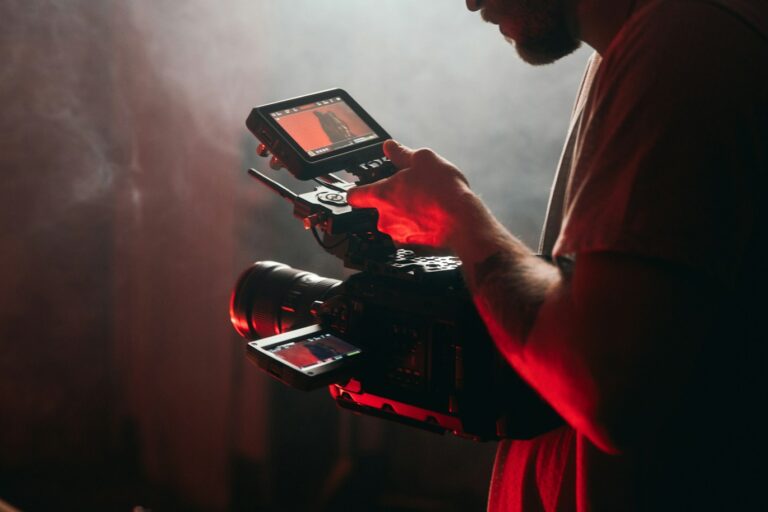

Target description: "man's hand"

left=347, top=140, right=704, bottom=454
left=346, top=140, right=475, bottom=249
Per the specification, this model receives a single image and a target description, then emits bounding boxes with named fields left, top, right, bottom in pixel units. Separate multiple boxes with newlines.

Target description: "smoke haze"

left=0, top=1, right=589, bottom=509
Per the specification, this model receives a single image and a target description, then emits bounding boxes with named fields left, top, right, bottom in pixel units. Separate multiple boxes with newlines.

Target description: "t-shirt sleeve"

left=553, top=0, right=768, bottom=287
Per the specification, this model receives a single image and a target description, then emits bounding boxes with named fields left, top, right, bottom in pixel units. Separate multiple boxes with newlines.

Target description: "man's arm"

left=349, top=141, right=712, bottom=454
left=453, top=192, right=712, bottom=453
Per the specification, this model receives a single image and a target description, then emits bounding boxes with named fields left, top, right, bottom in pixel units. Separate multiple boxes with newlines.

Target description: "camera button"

left=317, top=191, right=348, bottom=206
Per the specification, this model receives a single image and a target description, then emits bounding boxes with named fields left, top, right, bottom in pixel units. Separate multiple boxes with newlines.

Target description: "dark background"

left=0, top=1, right=587, bottom=510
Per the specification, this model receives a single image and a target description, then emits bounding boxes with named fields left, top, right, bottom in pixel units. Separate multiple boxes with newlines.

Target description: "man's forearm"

left=451, top=193, right=560, bottom=347
left=450, top=194, right=622, bottom=452
left=450, top=194, right=705, bottom=454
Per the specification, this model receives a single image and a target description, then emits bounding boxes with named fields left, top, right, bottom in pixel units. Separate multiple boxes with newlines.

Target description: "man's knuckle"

left=413, top=148, right=437, bottom=164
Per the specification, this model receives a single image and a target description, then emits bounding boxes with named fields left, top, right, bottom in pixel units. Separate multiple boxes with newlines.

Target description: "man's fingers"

left=346, top=183, right=373, bottom=207
left=347, top=180, right=390, bottom=208
left=383, top=139, right=415, bottom=169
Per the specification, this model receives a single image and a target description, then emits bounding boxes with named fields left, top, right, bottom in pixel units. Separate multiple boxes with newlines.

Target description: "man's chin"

left=505, top=35, right=581, bottom=66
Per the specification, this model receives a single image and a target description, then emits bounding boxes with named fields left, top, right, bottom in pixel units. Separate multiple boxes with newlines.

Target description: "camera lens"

left=230, top=261, right=342, bottom=340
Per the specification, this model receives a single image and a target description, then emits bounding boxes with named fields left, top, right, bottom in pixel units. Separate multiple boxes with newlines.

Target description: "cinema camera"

left=230, top=89, right=561, bottom=440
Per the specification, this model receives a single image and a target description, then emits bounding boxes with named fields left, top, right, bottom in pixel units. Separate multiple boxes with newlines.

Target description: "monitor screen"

left=267, top=332, right=362, bottom=371
left=270, top=97, right=379, bottom=157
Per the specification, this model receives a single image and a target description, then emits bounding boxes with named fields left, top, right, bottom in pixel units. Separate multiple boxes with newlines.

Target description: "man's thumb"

left=383, top=139, right=414, bottom=169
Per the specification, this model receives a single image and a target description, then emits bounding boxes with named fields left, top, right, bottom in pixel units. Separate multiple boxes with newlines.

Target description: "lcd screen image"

left=268, top=333, right=361, bottom=370
left=270, top=97, right=378, bottom=157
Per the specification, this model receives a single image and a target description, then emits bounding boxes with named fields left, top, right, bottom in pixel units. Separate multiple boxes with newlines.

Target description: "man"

left=347, top=0, right=767, bottom=510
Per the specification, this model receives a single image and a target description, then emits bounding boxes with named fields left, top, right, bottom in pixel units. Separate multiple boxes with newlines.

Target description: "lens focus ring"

left=230, top=261, right=341, bottom=340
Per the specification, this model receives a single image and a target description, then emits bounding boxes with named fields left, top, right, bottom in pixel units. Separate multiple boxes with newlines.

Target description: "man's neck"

left=572, top=0, right=646, bottom=54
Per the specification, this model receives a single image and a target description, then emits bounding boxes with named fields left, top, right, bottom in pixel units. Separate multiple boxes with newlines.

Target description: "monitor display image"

left=270, top=97, right=379, bottom=157
left=267, top=332, right=361, bottom=370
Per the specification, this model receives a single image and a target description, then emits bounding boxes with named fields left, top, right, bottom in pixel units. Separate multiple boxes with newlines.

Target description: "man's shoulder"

left=556, top=0, right=767, bottom=283
left=609, top=0, right=768, bottom=59
left=592, top=0, right=768, bottom=111
left=629, top=0, right=768, bottom=33
left=690, top=0, right=768, bottom=38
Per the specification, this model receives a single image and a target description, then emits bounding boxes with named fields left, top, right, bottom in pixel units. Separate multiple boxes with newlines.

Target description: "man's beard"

left=482, top=0, right=581, bottom=65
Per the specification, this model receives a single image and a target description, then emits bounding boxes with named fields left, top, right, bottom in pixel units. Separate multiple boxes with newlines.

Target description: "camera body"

left=318, top=253, right=561, bottom=440
left=232, top=89, right=561, bottom=440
